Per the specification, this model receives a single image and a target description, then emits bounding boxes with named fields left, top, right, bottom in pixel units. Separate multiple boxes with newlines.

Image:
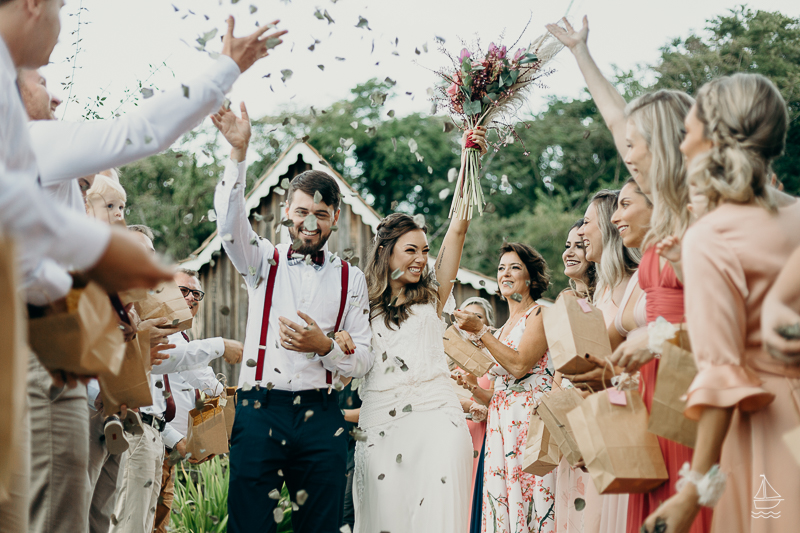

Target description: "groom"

left=213, top=102, right=374, bottom=532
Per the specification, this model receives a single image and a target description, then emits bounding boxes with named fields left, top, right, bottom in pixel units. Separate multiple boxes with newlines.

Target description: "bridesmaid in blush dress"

left=644, top=73, right=800, bottom=533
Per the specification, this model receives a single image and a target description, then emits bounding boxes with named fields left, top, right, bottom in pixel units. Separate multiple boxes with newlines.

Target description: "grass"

left=170, top=456, right=294, bottom=533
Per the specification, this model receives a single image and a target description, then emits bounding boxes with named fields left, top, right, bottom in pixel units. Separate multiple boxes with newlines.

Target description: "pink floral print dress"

left=482, top=305, right=556, bottom=533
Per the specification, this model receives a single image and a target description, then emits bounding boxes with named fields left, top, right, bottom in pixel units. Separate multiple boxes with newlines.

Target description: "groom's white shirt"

left=214, top=159, right=374, bottom=391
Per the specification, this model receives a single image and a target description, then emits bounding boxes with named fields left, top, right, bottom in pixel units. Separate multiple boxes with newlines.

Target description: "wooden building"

left=181, top=141, right=509, bottom=383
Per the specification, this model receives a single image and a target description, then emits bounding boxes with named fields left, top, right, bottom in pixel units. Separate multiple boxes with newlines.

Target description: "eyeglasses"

left=178, top=286, right=205, bottom=302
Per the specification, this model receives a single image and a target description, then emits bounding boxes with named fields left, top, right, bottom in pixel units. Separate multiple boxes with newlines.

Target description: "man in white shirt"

left=13, top=14, right=286, bottom=533
left=212, top=104, right=374, bottom=532
left=0, top=2, right=173, bottom=531
left=106, top=231, right=242, bottom=533
left=152, top=269, right=229, bottom=533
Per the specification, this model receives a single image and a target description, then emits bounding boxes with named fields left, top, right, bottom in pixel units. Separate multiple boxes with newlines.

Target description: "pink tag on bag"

left=577, top=298, right=592, bottom=313
left=607, top=389, right=627, bottom=406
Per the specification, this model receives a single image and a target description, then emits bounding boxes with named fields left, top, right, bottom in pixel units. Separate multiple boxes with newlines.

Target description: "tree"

left=653, top=7, right=800, bottom=193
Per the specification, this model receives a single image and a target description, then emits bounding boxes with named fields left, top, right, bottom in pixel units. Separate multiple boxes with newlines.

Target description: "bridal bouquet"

left=436, top=35, right=563, bottom=219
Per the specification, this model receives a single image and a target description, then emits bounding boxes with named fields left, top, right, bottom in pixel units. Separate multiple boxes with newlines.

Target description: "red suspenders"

left=328, top=260, right=349, bottom=384
left=254, top=247, right=350, bottom=384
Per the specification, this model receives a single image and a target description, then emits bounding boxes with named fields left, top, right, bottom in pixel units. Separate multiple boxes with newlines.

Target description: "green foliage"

left=171, top=456, right=230, bottom=533
left=653, top=6, right=800, bottom=193
left=120, top=6, right=799, bottom=294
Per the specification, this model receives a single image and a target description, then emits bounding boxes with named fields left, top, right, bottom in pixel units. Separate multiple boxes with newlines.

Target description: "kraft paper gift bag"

left=522, top=406, right=561, bottom=476
left=443, top=325, right=495, bottom=377
left=648, top=331, right=698, bottom=448
left=187, top=397, right=229, bottom=461
left=99, top=331, right=153, bottom=416
left=121, top=280, right=193, bottom=332
left=222, top=387, right=237, bottom=440
left=538, top=386, right=585, bottom=466
left=543, top=291, right=612, bottom=375
left=0, top=236, right=26, bottom=502
left=568, top=389, right=668, bottom=494
left=28, top=282, right=125, bottom=375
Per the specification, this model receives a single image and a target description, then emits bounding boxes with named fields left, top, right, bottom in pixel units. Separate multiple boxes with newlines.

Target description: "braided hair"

left=690, top=73, right=787, bottom=212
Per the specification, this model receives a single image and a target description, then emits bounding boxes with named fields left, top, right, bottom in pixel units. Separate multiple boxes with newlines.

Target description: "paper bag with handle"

left=99, top=331, right=153, bottom=416
left=121, top=280, right=193, bottom=332
left=28, top=282, right=126, bottom=376
left=543, top=291, right=612, bottom=375
left=568, top=387, right=668, bottom=494
left=0, top=235, right=27, bottom=501
left=220, top=378, right=237, bottom=440
left=186, top=395, right=229, bottom=461
left=648, top=330, right=698, bottom=448
left=537, top=385, right=585, bottom=466
left=442, top=325, right=495, bottom=377
left=522, top=405, right=561, bottom=476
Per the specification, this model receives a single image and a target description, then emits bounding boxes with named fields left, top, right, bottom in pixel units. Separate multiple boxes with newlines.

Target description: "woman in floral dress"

left=455, top=242, right=555, bottom=533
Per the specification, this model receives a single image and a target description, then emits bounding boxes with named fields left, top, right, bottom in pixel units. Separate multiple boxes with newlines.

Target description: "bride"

left=349, top=129, right=487, bottom=533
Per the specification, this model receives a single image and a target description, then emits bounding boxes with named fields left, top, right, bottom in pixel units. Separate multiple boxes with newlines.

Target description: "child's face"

left=86, top=193, right=126, bottom=226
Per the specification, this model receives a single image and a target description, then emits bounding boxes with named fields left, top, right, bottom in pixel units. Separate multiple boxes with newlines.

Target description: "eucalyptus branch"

left=60, top=0, right=85, bottom=119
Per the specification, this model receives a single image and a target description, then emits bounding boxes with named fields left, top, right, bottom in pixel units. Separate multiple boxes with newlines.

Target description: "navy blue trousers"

left=228, top=388, right=348, bottom=533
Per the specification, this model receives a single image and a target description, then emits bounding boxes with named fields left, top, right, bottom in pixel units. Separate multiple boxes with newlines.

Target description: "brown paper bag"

left=99, top=332, right=153, bottom=415
left=121, top=281, right=193, bottom=332
left=522, top=407, right=561, bottom=476
left=222, top=387, right=237, bottom=440
left=443, top=326, right=495, bottom=377
left=568, top=389, right=668, bottom=494
left=186, top=397, right=229, bottom=461
left=648, top=332, right=698, bottom=448
left=538, top=387, right=585, bottom=466
left=543, top=292, right=611, bottom=374
left=28, top=283, right=125, bottom=375
left=0, top=236, right=26, bottom=502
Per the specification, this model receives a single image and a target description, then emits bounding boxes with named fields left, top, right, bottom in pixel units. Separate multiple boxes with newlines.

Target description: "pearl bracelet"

left=675, top=462, right=727, bottom=507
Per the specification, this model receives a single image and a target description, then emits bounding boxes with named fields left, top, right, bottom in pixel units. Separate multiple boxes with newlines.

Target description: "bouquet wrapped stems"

left=449, top=137, right=485, bottom=220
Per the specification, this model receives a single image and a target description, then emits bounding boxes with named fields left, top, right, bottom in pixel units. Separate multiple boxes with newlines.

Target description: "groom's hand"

left=221, top=16, right=288, bottom=73
left=278, top=311, right=334, bottom=356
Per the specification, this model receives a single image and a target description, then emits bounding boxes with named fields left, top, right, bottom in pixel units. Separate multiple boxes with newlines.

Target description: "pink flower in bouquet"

left=513, top=48, right=525, bottom=62
left=488, top=42, right=507, bottom=60
left=446, top=82, right=460, bottom=97
left=459, top=48, right=471, bottom=62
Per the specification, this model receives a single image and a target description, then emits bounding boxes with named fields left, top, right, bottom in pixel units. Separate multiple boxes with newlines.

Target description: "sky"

left=44, top=0, right=797, bottom=127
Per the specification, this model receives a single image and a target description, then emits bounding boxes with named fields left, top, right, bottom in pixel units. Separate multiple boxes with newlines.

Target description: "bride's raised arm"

left=434, top=128, right=487, bottom=315
left=547, top=16, right=632, bottom=171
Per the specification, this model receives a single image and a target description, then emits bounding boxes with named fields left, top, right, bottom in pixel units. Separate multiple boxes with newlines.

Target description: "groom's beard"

left=288, top=224, right=332, bottom=255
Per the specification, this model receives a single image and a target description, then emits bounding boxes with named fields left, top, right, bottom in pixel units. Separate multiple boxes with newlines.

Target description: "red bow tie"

left=288, top=247, right=325, bottom=266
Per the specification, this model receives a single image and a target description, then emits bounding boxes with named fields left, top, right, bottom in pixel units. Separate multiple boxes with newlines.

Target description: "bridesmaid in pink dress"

left=554, top=219, right=600, bottom=533
left=643, top=74, right=800, bottom=533
left=560, top=189, right=642, bottom=533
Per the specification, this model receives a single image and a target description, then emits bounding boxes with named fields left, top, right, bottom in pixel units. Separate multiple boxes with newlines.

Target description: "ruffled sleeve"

left=681, top=218, right=775, bottom=420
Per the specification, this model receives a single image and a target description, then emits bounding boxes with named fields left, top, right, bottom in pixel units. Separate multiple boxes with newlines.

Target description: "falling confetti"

left=246, top=359, right=257, bottom=367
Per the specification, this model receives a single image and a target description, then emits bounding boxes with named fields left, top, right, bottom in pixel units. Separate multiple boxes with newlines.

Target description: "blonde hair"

left=85, top=174, right=127, bottom=222
left=589, top=190, right=639, bottom=304
left=625, top=90, right=694, bottom=249
left=690, top=73, right=787, bottom=212
left=86, top=173, right=126, bottom=203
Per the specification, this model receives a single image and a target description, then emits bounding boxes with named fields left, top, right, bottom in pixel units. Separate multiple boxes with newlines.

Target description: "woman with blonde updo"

left=643, top=73, right=800, bottom=533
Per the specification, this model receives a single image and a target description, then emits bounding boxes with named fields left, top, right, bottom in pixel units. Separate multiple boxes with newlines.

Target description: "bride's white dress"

left=354, top=300, right=473, bottom=533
